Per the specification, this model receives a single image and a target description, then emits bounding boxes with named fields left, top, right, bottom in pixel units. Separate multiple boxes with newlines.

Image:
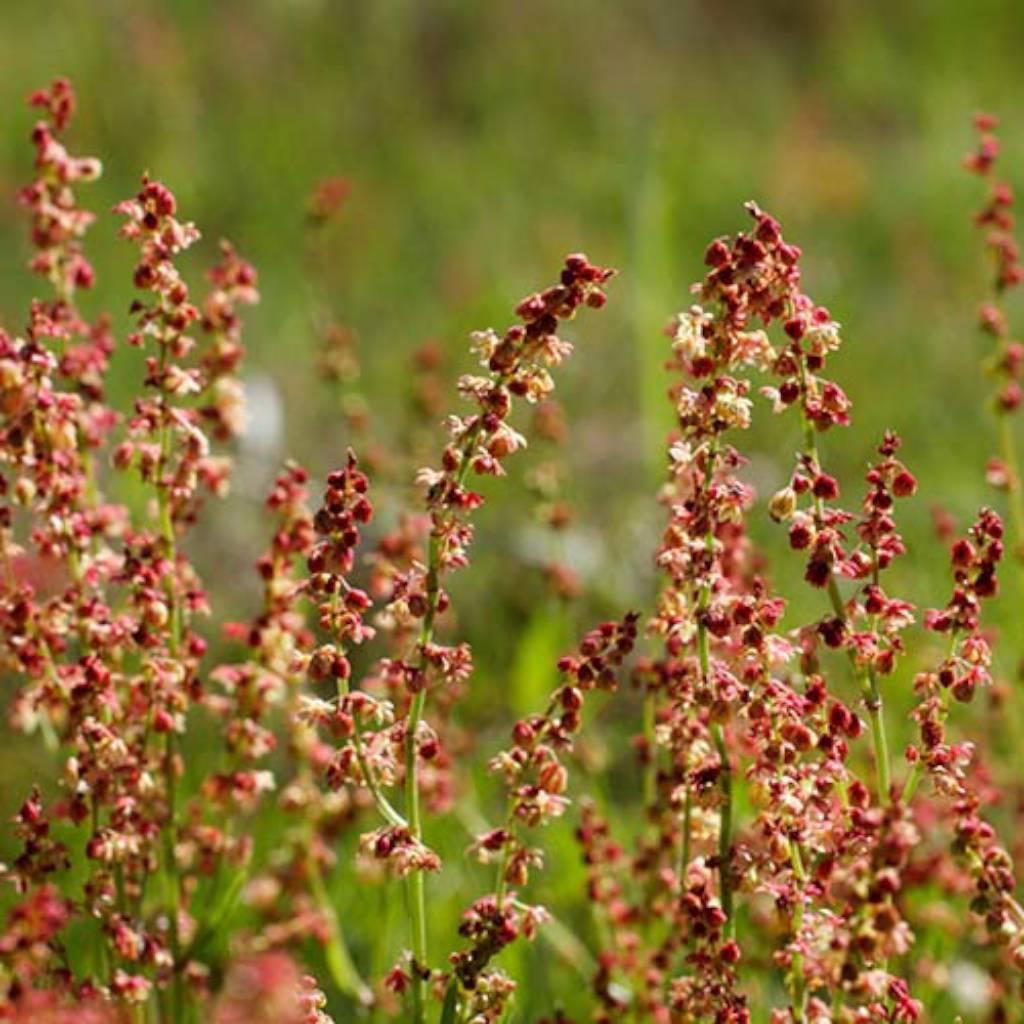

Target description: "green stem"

left=404, top=683, right=430, bottom=1023
left=403, top=423, right=485, bottom=1021
left=155, top=377, right=184, bottom=1020
left=864, top=685, right=891, bottom=805
left=901, top=755, right=925, bottom=808
left=787, top=840, right=808, bottom=1023
left=696, top=438, right=733, bottom=934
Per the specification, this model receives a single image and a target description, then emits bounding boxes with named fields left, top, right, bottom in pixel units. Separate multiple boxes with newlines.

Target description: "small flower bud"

left=768, top=486, right=798, bottom=522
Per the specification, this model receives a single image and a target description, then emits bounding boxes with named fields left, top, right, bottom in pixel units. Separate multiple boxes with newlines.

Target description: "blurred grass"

left=2, top=1, right=1024, bottom=1019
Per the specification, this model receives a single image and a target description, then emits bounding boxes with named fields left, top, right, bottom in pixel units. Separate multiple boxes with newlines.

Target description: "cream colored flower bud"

left=769, top=486, right=798, bottom=522
left=14, top=477, right=36, bottom=505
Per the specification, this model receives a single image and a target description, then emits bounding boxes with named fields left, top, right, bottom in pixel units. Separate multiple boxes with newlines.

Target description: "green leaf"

left=509, top=607, right=567, bottom=716
left=187, top=866, right=248, bottom=961
left=440, top=979, right=459, bottom=1024
left=325, top=926, right=368, bottom=1005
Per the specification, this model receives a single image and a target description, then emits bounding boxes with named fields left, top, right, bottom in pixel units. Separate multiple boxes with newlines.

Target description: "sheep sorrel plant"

left=1, top=77, right=1024, bottom=1024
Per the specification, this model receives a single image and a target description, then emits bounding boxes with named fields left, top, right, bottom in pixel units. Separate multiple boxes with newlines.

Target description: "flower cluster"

left=212, top=953, right=333, bottom=1024
left=902, top=509, right=1024, bottom=988
left=965, top=114, right=1023, bottom=291
left=965, top=113, right=1024, bottom=554
left=367, top=254, right=615, bottom=1018
left=562, top=202, right=1022, bottom=1024
left=0, top=80, right=296, bottom=1022
left=289, top=256, right=617, bottom=1022
left=449, top=614, right=639, bottom=1015
left=3, top=77, right=1024, bottom=1024
left=20, top=77, right=100, bottom=297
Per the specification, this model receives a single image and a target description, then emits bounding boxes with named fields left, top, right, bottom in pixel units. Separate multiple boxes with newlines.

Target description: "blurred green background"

left=2, top=1, right=1024, bottom=1019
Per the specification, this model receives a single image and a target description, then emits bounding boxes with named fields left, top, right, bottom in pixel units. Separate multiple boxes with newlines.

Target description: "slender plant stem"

left=863, top=683, right=891, bottom=803
left=404, top=686, right=430, bottom=1024
left=900, top=758, right=926, bottom=814
left=297, top=627, right=373, bottom=1010
left=344, top=691, right=408, bottom=829
left=403, top=419, right=486, bottom=1021
left=786, top=839, right=808, bottom=1023
left=403, top=528, right=440, bottom=1024
left=155, top=355, right=184, bottom=1020
left=695, top=438, right=734, bottom=933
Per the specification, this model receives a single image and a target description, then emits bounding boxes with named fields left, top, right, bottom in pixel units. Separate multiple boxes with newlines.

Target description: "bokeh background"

left=2, top=1, right=1024, bottom=1019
